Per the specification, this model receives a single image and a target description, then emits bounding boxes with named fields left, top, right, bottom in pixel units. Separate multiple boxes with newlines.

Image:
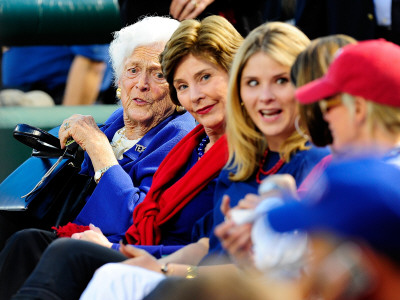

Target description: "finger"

left=220, top=195, right=231, bottom=217
left=182, top=2, right=206, bottom=20
left=214, top=220, right=234, bottom=239
left=59, top=119, right=72, bottom=149
left=177, top=0, right=197, bottom=20
left=119, top=244, right=146, bottom=258
left=170, top=0, right=188, bottom=19
left=221, top=223, right=252, bottom=252
left=237, top=194, right=261, bottom=209
left=229, top=227, right=253, bottom=255
left=71, top=233, right=81, bottom=240
left=89, top=223, right=102, bottom=234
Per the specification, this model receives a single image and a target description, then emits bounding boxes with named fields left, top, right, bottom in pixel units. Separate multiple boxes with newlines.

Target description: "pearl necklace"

left=197, top=135, right=210, bottom=159
left=256, top=149, right=285, bottom=184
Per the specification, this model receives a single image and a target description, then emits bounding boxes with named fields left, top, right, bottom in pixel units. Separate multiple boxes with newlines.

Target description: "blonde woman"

left=210, top=22, right=330, bottom=259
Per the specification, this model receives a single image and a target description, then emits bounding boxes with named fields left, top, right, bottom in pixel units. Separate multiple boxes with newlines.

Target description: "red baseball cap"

left=295, top=39, right=400, bottom=107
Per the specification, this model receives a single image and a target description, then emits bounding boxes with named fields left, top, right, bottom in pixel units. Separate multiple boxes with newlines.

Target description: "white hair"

left=109, top=16, right=180, bottom=85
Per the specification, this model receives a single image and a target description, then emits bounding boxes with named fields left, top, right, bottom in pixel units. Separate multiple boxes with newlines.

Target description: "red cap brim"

left=295, top=77, right=340, bottom=104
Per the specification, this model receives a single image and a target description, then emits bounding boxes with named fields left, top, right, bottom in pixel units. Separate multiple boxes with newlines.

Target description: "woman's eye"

left=201, top=74, right=210, bottom=81
left=155, top=72, right=164, bottom=79
left=248, top=80, right=258, bottom=87
left=177, top=84, right=188, bottom=91
left=277, top=77, right=289, bottom=84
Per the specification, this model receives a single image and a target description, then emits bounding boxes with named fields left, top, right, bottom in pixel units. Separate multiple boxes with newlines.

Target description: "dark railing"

left=0, top=0, right=122, bottom=46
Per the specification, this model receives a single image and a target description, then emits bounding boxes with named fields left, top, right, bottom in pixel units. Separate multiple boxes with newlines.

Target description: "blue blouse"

left=203, top=145, right=330, bottom=263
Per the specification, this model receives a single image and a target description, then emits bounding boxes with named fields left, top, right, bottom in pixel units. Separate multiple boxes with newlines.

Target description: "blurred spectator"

left=118, top=0, right=267, bottom=37
left=268, top=158, right=400, bottom=300
left=295, top=0, right=400, bottom=45
left=143, top=270, right=287, bottom=300
left=295, top=39, right=400, bottom=161
left=291, top=34, right=357, bottom=148
left=1, top=45, right=113, bottom=106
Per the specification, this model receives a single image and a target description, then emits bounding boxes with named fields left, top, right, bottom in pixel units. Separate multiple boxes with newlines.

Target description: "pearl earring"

left=176, top=105, right=186, bottom=112
left=116, top=88, right=122, bottom=99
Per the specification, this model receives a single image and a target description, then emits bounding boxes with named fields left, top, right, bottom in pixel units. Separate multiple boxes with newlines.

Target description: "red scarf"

left=125, top=124, right=228, bottom=245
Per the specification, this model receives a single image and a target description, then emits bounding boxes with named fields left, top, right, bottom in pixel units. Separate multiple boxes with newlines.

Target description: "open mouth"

left=260, top=108, right=282, bottom=119
left=133, top=98, right=148, bottom=105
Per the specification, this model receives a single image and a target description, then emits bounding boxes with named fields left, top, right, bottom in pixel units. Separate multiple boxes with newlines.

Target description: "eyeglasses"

left=319, top=97, right=343, bottom=114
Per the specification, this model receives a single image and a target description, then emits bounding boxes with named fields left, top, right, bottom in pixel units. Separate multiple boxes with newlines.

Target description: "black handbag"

left=0, top=124, right=95, bottom=229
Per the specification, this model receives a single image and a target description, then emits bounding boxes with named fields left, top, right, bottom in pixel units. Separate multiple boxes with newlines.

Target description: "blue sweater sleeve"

left=110, top=244, right=183, bottom=258
left=74, top=112, right=196, bottom=243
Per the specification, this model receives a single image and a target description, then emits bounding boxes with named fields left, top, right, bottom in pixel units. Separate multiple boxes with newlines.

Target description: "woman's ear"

left=354, top=96, right=368, bottom=125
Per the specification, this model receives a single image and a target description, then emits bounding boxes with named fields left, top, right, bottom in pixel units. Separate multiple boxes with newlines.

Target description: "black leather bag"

left=0, top=124, right=95, bottom=228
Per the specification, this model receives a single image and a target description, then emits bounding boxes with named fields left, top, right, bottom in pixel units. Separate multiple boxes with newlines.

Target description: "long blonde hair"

left=226, top=22, right=310, bottom=181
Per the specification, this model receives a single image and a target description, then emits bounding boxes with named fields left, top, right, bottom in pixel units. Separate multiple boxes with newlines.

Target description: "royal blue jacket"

left=74, top=107, right=196, bottom=242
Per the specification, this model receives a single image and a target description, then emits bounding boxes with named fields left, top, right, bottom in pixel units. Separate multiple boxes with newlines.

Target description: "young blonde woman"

left=209, top=21, right=330, bottom=260
left=215, top=34, right=357, bottom=274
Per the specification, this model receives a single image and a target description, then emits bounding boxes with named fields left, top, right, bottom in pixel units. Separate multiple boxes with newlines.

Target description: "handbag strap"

left=21, top=148, right=70, bottom=199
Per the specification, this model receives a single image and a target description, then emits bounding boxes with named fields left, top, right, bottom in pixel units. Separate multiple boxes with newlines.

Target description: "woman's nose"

left=189, top=85, right=204, bottom=103
left=259, top=85, right=276, bottom=102
left=135, top=73, right=150, bottom=91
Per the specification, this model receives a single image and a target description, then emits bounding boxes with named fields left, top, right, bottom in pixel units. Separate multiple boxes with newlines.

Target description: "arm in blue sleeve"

left=74, top=116, right=195, bottom=243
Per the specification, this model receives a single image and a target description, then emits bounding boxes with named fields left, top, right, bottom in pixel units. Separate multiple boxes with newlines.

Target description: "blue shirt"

left=2, top=45, right=111, bottom=91
left=202, top=145, right=330, bottom=264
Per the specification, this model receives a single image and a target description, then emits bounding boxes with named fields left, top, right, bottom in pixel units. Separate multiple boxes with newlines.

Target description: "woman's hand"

left=59, top=114, right=118, bottom=171
left=169, top=0, right=215, bottom=20
left=215, top=195, right=256, bottom=270
left=71, top=224, right=113, bottom=248
left=119, top=244, right=163, bottom=273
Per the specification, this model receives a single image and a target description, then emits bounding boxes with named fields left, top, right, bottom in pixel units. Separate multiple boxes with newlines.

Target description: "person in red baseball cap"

left=295, top=39, right=400, bottom=161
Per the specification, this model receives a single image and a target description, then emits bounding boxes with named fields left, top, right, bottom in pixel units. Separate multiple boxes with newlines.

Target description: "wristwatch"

left=94, top=166, right=112, bottom=184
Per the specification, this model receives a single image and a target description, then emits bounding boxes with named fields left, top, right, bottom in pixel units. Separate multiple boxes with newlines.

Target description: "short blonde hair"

left=342, top=93, right=400, bottom=137
left=160, top=15, right=243, bottom=105
left=226, top=22, right=310, bottom=181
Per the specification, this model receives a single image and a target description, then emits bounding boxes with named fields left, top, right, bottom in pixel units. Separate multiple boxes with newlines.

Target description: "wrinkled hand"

left=119, top=244, right=163, bottom=273
left=59, top=114, right=117, bottom=171
left=59, top=114, right=105, bottom=150
left=170, top=0, right=215, bottom=20
left=71, top=224, right=113, bottom=248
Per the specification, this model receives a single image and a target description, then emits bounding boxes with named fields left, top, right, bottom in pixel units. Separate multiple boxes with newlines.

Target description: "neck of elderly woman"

left=123, top=105, right=176, bottom=140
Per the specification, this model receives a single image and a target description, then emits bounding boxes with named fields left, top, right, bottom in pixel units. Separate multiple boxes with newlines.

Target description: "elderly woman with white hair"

left=0, top=16, right=196, bottom=299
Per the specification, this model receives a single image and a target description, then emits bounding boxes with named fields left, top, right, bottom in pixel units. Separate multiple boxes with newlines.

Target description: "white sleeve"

left=80, top=263, right=166, bottom=300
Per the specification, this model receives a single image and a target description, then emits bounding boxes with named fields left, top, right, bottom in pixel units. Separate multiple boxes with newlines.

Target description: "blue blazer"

left=74, top=107, right=196, bottom=242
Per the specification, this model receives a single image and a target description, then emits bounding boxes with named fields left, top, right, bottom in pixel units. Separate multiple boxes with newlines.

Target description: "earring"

left=295, top=115, right=310, bottom=140
left=176, top=105, right=186, bottom=113
left=116, top=88, right=121, bottom=100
